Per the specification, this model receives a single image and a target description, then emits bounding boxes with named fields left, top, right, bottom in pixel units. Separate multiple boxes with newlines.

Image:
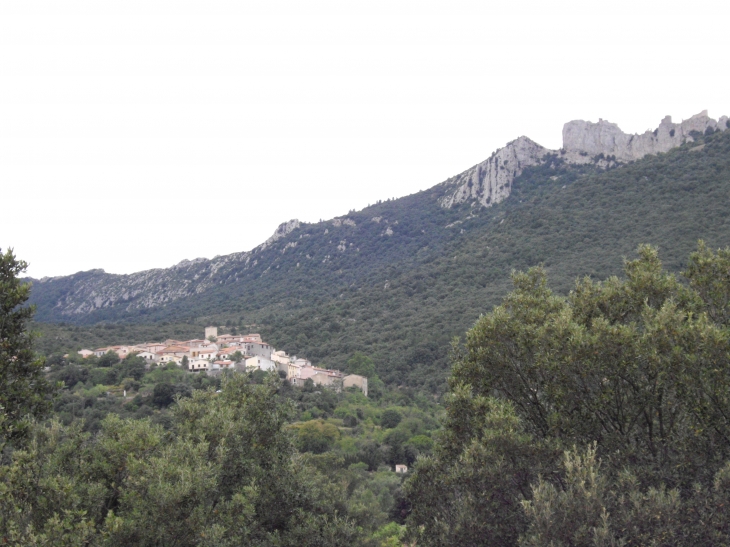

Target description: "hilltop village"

left=76, top=326, right=368, bottom=396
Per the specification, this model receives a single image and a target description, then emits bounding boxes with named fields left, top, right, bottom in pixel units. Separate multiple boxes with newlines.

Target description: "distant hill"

left=30, top=114, right=730, bottom=391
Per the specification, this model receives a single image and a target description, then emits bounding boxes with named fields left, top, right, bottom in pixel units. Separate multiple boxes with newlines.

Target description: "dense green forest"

left=406, top=243, right=730, bottom=546
left=11, top=129, right=730, bottom=544
left=33, top=129, right=730, bottom=393
left=5, top=243, right=730, bottom=545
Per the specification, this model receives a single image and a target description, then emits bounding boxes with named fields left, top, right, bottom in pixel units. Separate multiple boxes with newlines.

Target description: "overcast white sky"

left=2, top=0, right=728, bottom=278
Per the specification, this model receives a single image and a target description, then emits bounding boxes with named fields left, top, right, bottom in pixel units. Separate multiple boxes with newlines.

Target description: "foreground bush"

left=0, top=375, right=360, bottom=546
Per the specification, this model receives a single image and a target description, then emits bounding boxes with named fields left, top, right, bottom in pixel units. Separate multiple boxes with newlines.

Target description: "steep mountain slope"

left=33, top=127, right=730, bottom=392
left=439, top=110, right=727, bottom=208
left=260, top=130, right=730, bottom=390
left=29, top=111, right=727, bottom=324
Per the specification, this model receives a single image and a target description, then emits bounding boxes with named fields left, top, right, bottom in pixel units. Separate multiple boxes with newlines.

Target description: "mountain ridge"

left=440, top=110, right=728, bottom=208
left=28, top=111, right=728, bottom=326
left=31, top=127, right=730, bottom=390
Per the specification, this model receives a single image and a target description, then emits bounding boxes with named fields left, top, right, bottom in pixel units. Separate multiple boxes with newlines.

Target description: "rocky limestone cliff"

left=563, top=110, right=729, bottom=163
left=30, top=220, right=304, bottom=317
left=440, top=111, right=729, bottom=208
left=439, top=136, right=550, bottom=208
left=260, top=219, right=301, bottom=250
left=28, top=110, right=729, bottom=322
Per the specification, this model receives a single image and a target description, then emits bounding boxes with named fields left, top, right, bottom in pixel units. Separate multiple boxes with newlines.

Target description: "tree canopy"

left=0, top=248, right=54, bottom=443
left=406, top=243, right=730, bottom=546
left=0, top=375, right=362, bottom=545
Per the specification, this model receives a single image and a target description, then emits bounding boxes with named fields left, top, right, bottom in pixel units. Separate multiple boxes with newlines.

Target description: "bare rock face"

left=562, top=110, right=726, bottom=162
left=440, top=111, right=728, bottom=208
left=260, top=219, right=301, bottom=250
left=439, top=136, right=549, bottom=208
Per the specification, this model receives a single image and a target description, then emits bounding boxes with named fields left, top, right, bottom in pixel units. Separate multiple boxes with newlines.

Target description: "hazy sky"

left=2, top=0, right=728, bottom=278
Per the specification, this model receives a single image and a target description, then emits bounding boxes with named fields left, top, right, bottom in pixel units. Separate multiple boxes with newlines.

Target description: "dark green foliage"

left=408, top=244, right=730, bottom=546
left=451, top=245, right=730, bottom=490
left=0, top=249, right=55, bottom=443
left=97, top=350, right=119, bottom=368
left=48, top=364, right=89, bottom=389
left=521, top=445, right=730, bottom=547
left=291, top=419, right=340, bottom=453
left=28, top=340, right=439, bottom=544
left=406, top=392, right=559, bottom=547
left=347, top=352, right=377, bottom=377
left=151, top=382, right=190, bottom=408
left=358, top=440, right=384, bottom=472
left=380, top=409, right=402, bottom=429
left=31, top=130, right=730, bottom=395
left=0, top=375, right=363, bottom=546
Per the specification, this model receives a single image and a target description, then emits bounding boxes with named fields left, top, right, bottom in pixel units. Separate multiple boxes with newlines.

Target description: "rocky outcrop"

left=562, top=110, right=728, bottom=163
left=440, top=111, right=728, bottom=208
left=439, top=136, right=549, bottom=208
left=30, top=220, right=305, bottom=319
left=260, top=219, right=301, bottom=250
left=28, top=110, right=729, bottom=322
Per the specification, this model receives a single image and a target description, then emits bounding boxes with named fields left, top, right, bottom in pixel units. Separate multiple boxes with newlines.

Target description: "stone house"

left=158, top=345, right=190, bottom=359
left=135, top=342, right=166, bottom=353
left=189, top=358, right=210, bottom=372
left=159, top=355, right=184, bottom=365
left=131, top=350, right=158, bottom=362
left=217, top=347, right=243, bottom=360
left=239, top=341, right=273, bottom=360
left=343, top=374, right=368, bottom=397
left=191, top=347, right=217, bottom=359
left=311, top=369, right=344, bottom=389
left=245, top=356, right=277, bottom=372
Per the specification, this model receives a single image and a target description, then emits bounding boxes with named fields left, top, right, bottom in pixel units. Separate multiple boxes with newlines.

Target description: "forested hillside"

left=34, top=129, right=730, bottom=392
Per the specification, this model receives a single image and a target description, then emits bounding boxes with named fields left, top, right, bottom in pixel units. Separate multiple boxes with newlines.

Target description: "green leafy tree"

left=380, top=409, right=402, bottom=429
left=405, top=391, right=558, bottom=547
left=151, top=383, right=177, bottom=408
left=291, top=419, right=340, bottom=454
left=450, top=244, right=730, bottom=490
left=408, top=244, right=730, bottom=546
left=0, top=249, right=55, bottom=443
left=97, top=350, right=120, bottom=368
left=0, top=374, right=363, bottom=545
left=118, top=354, right=146, bottom=381
left=521, top=445, right=730, bottom=547
left=347, top=352, right=376, bottom=377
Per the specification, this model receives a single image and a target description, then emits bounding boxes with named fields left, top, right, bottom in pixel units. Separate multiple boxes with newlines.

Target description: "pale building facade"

left=343, top=374, right=368, bottom=397
left=189, top=358, right=210, bottom=372
left=245, top=356, right=277, bottom=372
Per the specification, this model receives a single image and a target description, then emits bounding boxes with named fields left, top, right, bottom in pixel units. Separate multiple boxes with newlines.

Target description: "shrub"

left=381, top=409, right=402, bottom=429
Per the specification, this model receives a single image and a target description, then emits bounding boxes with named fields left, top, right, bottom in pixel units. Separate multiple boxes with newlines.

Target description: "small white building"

left=132, top=350, right=158, bottom=362
left=395, top=465, right=408, bottom=473
left=245, top=356, right=277, bottom=372
left=190, top=347, right=217, bottom=359
left=93, top=347, right=114, bottom=358
left=159, top=355, right=184, bottom=365
left=77, top=349, right=94, bottom=358
left=135, top=342, right=166, bottom=353
left=189, top=358, right=210, bottom=372
left=343, top=374, right=368, bottom=397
